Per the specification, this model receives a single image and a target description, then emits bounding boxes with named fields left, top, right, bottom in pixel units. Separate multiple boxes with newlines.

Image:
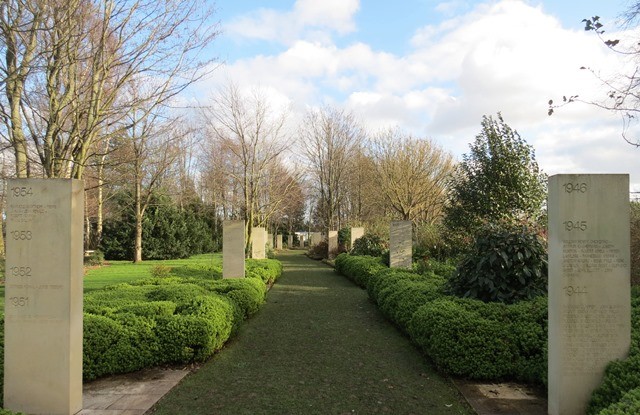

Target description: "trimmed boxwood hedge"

left=597, top=387, right=640, bottom=415
left=0, top=258, right=282, bottom=409
left=587, top=290, right=640, bottom=414
left=408, top=296, right=546, bottom=382
left=336, top=253, right=640, bottom=414
left=334, top=254, right=386, bottom=288
left=334, top=253, right=547, bottom=384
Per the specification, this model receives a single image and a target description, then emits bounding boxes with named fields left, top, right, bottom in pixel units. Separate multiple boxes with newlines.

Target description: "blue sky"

left=191, top=0, right=640, bottom=190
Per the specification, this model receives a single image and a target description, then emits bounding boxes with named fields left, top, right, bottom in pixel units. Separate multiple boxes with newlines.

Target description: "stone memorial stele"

left=251, top=227, right=266, bottom=259
left=390, top=220, right=412, bottom=268
left=299, top=234, right=305, bottom=247
left=276, top=234, right=283, bottom=250
left=4, top=179, right=83, bottom=415
left=548, top=174, right=630, bottom=415
left=350, top=227, right=364, bottom=250
left=223, top=220, right=245, bottom=278
left=267, top=233, right=273, bottom=249
left=328, top=230, right=338, bottom=258
left=313, top=232, right=323, bottom=247
left=288, top=235, right=293, bottom=248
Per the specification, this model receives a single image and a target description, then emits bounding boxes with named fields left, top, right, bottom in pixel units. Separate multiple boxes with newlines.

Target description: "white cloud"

left=196, top=0, right=640, bottom=187
left=225, top=0, right=359, bottom=45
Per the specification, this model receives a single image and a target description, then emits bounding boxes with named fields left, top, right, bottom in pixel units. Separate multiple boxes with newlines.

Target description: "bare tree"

left=0, top=0, right=220, bottom=178
left=0, top=0, right=43, bottom=177
left=258, top=160, right=305, bottom=232
left=370, top=128, right=454, bottom=224
left=201, top=82, right=291, bottom=253
left=342, top=146, right=382, bottom=226
left=300, top=106, right=364, bottom=232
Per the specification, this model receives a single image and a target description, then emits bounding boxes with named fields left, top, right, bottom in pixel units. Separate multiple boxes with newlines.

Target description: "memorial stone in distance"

left=251, top=227, right=266, bottom=259
left=390, top=220, right=412, bottom=268
left=223, top=220, right=245, bottom=278
left=350, top=227, right=364, bottom=250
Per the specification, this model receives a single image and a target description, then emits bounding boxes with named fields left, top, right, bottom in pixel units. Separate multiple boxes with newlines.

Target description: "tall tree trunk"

left=134, top=169, right=143, bottom=263
left=84, top=195, right=91, bottom=248
left=96, top=162, right=104, bottom=247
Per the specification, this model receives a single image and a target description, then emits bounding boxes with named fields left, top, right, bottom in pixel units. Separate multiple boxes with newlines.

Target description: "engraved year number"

left=563, top=221, right=588, bottom=231
left=563, top=183, right=588, bottom=193
left=564, top=286, right=588, bottom=296
left=8, top=266, right=31, bottom=277
left=10, top=230, right=32, bottom=240
left=10, top=187, right=32, bottom=197
left=9, top=297, right=29, bottom=307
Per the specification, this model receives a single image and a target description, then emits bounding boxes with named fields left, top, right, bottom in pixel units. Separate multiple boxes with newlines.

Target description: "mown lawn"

left=0, top=253, right=223, bottom=308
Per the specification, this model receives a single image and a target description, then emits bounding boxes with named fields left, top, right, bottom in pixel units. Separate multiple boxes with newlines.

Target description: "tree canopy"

left=444, top=113, right=547, bottom=236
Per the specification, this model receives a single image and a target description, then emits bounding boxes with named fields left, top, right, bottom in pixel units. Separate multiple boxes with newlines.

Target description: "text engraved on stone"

left=562, top=240, right=626, bottom=277
left=562, top=304, right=626, bottom=374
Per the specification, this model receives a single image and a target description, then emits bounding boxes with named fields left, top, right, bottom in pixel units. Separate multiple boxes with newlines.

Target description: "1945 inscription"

left=562, top=240, right=626, bottom=277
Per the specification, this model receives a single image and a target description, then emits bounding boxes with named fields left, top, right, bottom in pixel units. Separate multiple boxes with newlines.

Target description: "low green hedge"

left=408, top=296, right=546, bottom=383
left=0, top=258, right=282, bottom=409
left=334, top=254, right=547, bottom=384
left=334, top=253, right=386, bottom=288
left=246, top=258, right=283, bottom=285
left=587, top=291, right=640, bottom=414
left=597, top=387, right=640, bottom=415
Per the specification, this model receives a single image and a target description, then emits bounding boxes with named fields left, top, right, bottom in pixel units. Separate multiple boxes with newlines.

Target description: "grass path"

left=150, top=250, right=474, bottom=415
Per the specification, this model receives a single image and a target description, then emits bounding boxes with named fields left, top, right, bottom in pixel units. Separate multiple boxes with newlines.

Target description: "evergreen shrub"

left=447, top=221, right=547, bottom=304
left=351, top=234, right=388, bottom=257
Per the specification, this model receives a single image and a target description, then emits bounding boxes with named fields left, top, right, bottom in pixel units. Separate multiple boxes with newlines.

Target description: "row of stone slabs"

left=222, top=223, right=412, bottom=278
left=2, top=174, right=631, bottom=415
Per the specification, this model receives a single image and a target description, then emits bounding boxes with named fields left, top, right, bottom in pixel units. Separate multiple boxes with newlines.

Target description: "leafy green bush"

left=351, top=234, right=388, bottom=257
left=307, top=240, right=328, bottom=259
left=447, top=222, right=547, bottom=304
left=413, top=223, right=457, bottom=262
left=101, top=192, right=215, bottom=260
left=84, top=250, right=105, bottom=266
left=338, top=227, right=350, bottom=247
left=414, top=258, right=456, bottom=278
left=198, top=278, right=267, bottom=324
left=119, top=301, right=176, bottom=318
